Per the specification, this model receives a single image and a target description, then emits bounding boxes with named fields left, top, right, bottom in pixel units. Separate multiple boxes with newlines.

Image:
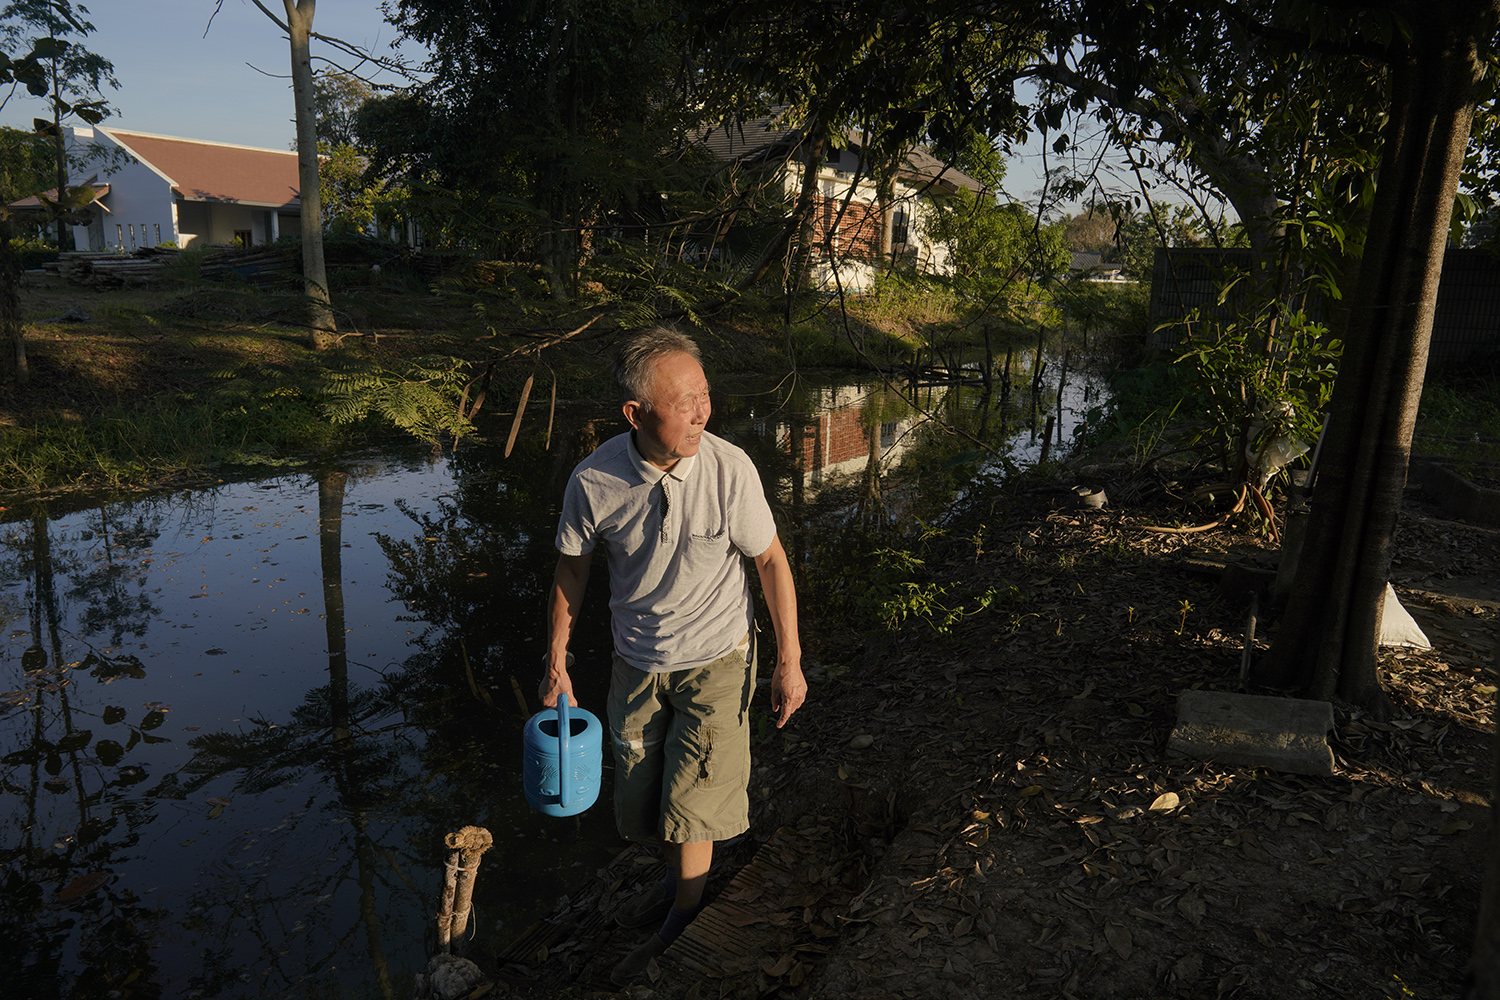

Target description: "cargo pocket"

left=682, top=720, right=725, bottom=788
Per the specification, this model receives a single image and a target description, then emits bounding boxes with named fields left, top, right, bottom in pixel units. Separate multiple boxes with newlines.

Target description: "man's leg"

left=662, top=838, right=712, bottom=912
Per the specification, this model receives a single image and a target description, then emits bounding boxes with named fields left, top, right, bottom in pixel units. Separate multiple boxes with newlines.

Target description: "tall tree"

left=1256, top=3, right=1498, bottom=708
left=216, top=0, right=338, bottom=347
left=0, top=0, right=115, bottom=253
left=313, top=68, right=373, bottom=148
left=387, top=0, right=697, bottom=297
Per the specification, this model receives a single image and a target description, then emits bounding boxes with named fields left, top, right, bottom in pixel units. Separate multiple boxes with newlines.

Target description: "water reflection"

left=0, top=351, right=1107, bottom=998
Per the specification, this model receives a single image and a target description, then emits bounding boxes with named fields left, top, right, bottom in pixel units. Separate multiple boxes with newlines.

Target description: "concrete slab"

left=1169, top=689, right=1336, bottom=777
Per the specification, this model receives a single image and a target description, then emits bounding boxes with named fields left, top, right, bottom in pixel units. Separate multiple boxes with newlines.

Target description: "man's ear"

left=622, top=400, right=642, bottom=430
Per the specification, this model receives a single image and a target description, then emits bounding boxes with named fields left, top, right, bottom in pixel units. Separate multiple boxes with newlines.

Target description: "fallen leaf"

left=1104, top=921, right=1133, bottom=959
left=1177, top=893, right=1205, bottom=926
left=57, top=872, right=110, bottom=901
left=1149, top=792, right=1180, bottom=813
left=761, top=952, right=795, bottom=977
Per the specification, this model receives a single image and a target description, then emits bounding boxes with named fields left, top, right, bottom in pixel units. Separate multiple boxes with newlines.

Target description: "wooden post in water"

left=1055, top=350, right=1071, bottom=454
left=1029, top=325, right=1046, bottom=439
left=1039, top=415, right=1056, bottom=464
left=982, top=325, right=993, bottom=392
left=435, top=826, right=493, bottom=953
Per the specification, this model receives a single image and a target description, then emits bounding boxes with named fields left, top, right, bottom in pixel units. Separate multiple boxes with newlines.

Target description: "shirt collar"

left=627, top=432, right=697, bottom=484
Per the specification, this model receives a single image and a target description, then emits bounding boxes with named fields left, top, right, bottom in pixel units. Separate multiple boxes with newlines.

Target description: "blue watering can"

left=522, top=693, right=602, bottom=817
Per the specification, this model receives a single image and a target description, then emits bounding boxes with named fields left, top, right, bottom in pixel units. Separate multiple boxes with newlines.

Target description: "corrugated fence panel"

left=1147, top=246, right=1500, bottom=368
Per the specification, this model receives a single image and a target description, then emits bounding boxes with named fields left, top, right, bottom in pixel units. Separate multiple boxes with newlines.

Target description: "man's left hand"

left=770, top=660, right=807, bottom=727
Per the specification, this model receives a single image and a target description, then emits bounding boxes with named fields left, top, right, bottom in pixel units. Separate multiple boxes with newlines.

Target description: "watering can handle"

left=557, top=693, right=571, bottom=810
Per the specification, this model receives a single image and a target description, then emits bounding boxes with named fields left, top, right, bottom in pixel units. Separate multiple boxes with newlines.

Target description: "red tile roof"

left=105, top=129, right=302, bottom=208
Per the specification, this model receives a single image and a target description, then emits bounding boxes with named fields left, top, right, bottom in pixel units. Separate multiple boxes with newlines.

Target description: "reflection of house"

left=777, top=386, right=920, bottom=497
left=694, top=115, right=981, bottom=291
left=41, top=126, right=301, bottom=251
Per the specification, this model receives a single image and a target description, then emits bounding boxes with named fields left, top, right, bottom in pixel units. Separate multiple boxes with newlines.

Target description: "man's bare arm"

left=753, top=536, right=805, bottom=727
left=541, top=551, right=593, bottom=707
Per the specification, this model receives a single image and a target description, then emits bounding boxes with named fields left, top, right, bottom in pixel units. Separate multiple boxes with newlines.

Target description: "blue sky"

left=0, top=1, right=418, bottom=150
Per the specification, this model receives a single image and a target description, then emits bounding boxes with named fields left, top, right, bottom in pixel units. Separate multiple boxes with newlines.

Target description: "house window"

left=115, top=223, right=123, bottom=248
left=892, top=208, right=909, bottom=246
left=234, top=230, right=252, bottom=248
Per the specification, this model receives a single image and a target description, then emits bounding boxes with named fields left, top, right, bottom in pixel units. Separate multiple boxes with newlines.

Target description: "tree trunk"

left=283, top=0, right=337, bottom=348
left=51, top=50, right=74, bottom=255
left=1, top=216, right=27, bottom=385
left=1255, top=1, right=1494, bottom=715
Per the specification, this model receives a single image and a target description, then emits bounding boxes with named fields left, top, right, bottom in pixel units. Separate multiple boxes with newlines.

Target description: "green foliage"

left=0, top=0, right=117, bottom=120
left=924, top=191, right=1071, bottom=288
left=320, top=355, right=477, bottom=448
left=809, top=517, right=1022, bottom=639
left=313, top=69, right=374, bottom=148
left=0, top=125, right=50, bottom=203
left=383, top=0, right=699, bottom=291
left=1173, top=309, right=1340, bottom=484
left=856, top=543, right=1017, bottom=634
left=319, top=143, right=385, bottom=237
left=1055, top=281, right=1150, bottom=344
left=9, top=237, right=55, bottom=269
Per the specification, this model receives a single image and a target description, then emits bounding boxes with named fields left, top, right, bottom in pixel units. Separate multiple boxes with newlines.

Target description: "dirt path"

left=494, top=475, right=1497, bottom=1000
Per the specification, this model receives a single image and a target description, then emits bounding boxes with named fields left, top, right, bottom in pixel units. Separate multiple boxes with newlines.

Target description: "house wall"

left=65, top=126, right=301, bottom=250
left=68, top=126, right=179, bottom=251
left=782, top=155, right=955, bottom=292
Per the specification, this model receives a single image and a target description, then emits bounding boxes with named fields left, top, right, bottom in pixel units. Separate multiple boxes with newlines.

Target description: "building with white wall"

left=17, top=127, right=303, bottom=251
left=693, top=114, right=982, bottom=292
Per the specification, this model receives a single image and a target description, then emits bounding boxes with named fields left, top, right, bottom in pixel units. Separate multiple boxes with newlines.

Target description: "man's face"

left=625, top=351, right=711, bottom=471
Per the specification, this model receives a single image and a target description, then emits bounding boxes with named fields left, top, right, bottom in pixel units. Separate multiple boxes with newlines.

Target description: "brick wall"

left=790, top=406, right=873, bottom=472
left=810, top=196, right=884, bottom=259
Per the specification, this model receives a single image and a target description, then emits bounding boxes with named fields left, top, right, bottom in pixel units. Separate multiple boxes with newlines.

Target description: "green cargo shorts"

left=607, top=638, right=756, bottom=844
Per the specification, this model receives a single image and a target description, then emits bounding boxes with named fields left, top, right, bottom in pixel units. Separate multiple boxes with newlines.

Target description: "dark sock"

left=662, top=867, right=678, bottom=895
left=658, top=905, right=696, bottom=945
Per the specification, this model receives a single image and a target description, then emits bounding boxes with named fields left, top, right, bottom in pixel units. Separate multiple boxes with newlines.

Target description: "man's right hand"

left=539, top=652, right=575, bottom=708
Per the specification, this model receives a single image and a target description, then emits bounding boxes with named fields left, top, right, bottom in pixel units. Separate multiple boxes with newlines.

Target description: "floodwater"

left=0, top=350, right=1108, bottom=999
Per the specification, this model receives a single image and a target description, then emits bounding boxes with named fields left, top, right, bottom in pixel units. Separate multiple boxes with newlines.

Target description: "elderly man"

left=540, top=327, right=806, bottom=984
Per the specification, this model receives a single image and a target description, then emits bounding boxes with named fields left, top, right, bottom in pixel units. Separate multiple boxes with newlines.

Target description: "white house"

left=17, top=126, right=304, bottom=251
left=693, top=114, right=983, bottom=292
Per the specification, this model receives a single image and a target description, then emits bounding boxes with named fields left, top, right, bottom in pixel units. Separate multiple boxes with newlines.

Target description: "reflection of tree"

left=0, top=505, right=165, bottom=997
left=173, top=466, right=406, bottom=1000
left=66, top=508, right=162, bottom=648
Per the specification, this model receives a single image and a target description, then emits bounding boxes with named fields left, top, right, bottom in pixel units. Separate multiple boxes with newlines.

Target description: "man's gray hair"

left=615, top=327, right=702, bottom=409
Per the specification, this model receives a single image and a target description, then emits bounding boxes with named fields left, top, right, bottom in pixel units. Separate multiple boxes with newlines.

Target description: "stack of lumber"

left=197, top=248, right=292, bottom=283
left=46, top=250, right=169, bottom=285
left=45, top=246, right=293, bottom=287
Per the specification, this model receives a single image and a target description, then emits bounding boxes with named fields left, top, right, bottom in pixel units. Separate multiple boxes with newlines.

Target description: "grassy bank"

left=1, top=267, right=1143, bottom=502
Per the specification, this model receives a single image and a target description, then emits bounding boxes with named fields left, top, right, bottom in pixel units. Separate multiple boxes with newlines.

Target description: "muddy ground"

left=493, top=466, right=1499, bottom=1000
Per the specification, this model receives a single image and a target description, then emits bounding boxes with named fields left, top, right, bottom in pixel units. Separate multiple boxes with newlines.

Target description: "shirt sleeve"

left=729, top=451, right=777, bottom=559
left=554, top=472, right=597, bottom=556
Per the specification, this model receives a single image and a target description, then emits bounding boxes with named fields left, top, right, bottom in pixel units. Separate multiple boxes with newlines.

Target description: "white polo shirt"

left=555, top=430, right=777, bottom=672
